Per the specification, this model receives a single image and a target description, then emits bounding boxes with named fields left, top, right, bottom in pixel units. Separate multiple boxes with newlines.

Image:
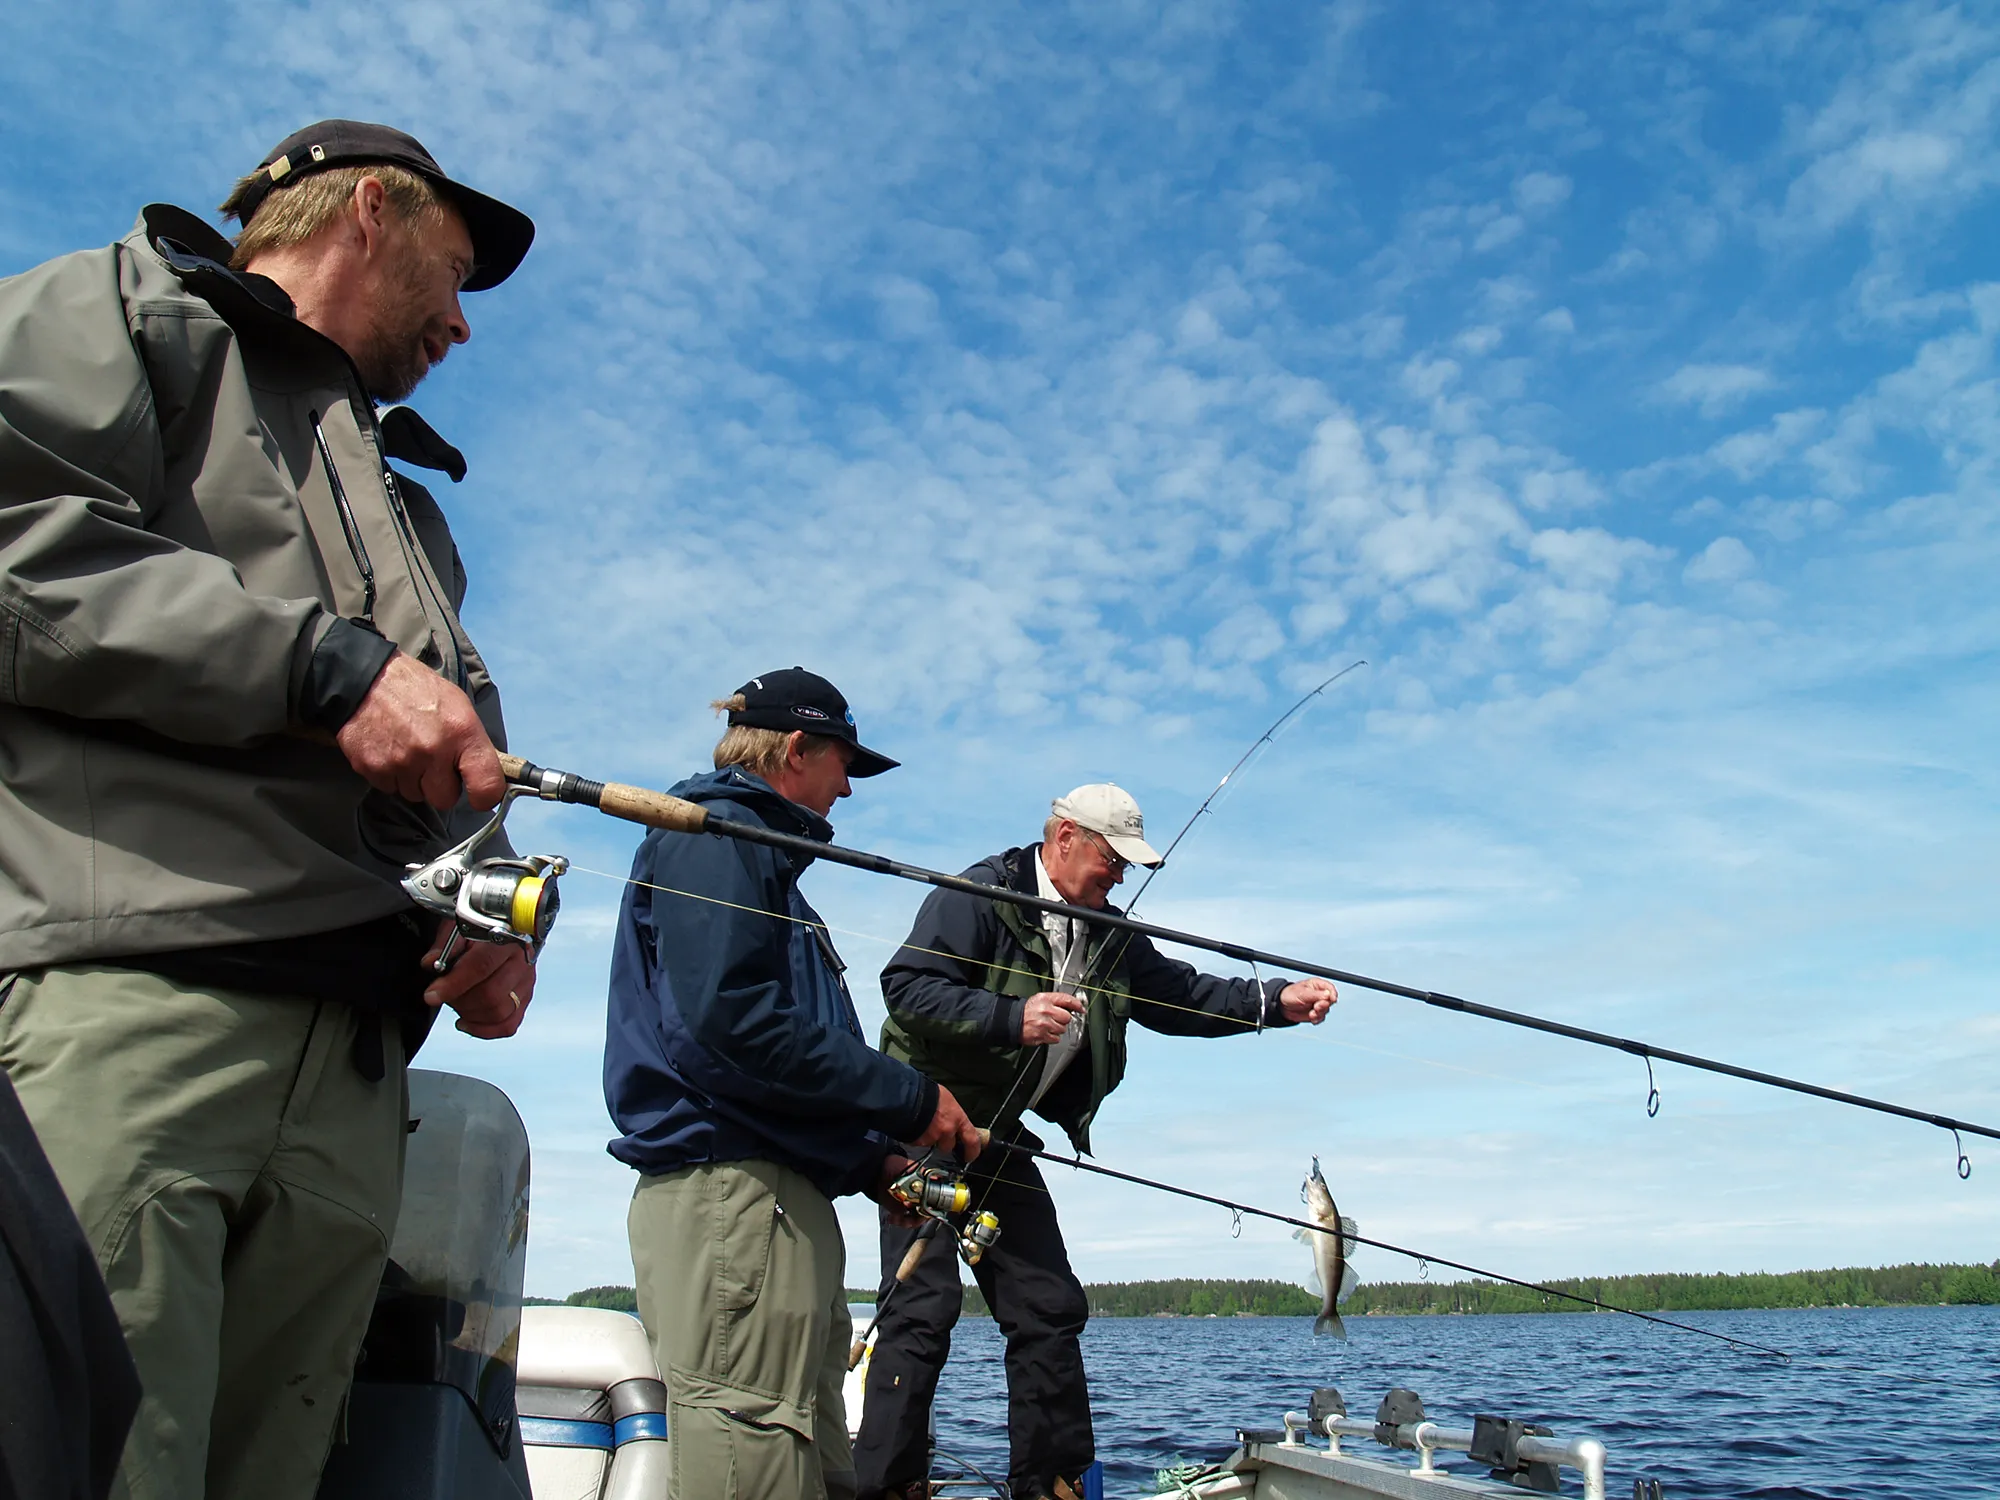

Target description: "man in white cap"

left=856, top=785, right=1336, bottom=1500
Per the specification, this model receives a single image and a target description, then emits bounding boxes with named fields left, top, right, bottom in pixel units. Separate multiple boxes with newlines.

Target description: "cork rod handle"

left=597, top=779, right=709, bottom=835
left=497, top=753, right=709, bottom=836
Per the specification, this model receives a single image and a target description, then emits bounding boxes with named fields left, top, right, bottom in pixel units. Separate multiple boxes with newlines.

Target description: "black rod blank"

left=691, top=812, right=2000, bottom=1149
left=500, top=754, right=1999, bottom=1152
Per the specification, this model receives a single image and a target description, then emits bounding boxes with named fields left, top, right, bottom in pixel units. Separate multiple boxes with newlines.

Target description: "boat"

left=315, top=1070, right=1617, bottom=1500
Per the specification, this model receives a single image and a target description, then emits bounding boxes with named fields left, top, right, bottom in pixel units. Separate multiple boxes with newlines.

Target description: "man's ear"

left=350, top=175, right=391, bottom=256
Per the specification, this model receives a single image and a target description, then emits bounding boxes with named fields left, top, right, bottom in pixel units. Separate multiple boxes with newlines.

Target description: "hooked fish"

left=1297, top=1156, right=1358, bottom=1338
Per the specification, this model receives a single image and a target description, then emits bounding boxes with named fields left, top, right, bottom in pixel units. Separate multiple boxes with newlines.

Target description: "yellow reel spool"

left=510, top=875, right=548, bottom=938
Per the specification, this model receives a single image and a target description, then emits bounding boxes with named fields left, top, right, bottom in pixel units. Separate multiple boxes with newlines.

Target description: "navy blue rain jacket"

left=603, top=767, right=938, bottom=1198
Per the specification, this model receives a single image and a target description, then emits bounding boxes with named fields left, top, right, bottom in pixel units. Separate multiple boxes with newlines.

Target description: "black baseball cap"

left=232, top=120, right=534, bottom=291
left=729, top=668, right=899, bottom=778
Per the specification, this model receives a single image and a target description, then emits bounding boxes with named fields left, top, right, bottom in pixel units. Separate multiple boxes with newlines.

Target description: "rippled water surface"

left=910, top=1305, right=2000, bottom=1498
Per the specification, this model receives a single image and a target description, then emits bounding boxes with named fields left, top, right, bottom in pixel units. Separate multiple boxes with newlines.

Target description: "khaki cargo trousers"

left=630, top=1158, right=857, bottom=1500
left=0, top=965, right=406, bottom=1500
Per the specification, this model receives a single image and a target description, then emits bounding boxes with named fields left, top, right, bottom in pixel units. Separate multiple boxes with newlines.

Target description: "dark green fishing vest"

left=880, top=889, right=1137, bottom=1156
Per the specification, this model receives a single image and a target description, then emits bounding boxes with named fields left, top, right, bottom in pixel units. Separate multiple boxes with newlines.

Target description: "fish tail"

left=1313, top=1311, right=1348, bottom=1339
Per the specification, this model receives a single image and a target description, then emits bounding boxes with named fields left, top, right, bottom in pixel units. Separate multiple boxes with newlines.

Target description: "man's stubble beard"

left=356, top=253, right=442, bottom=402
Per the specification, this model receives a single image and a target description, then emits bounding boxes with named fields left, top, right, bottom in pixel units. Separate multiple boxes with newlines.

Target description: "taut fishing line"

left=969, top=1138, right=1793, bottom=1361
left=1068, top=661, right=1367, bottom=1016
left=509, top=753, right=2000, bottom=1163
left=974, top=1140, right=1973, bottom=1388
left=566, top=866, right=1565, bottom=1095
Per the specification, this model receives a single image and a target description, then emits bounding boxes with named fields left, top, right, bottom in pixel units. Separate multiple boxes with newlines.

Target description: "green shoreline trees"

left=1343, top=1262, right=2000, bottom=1314
left=532, top=1263, right=2000, bottom=1316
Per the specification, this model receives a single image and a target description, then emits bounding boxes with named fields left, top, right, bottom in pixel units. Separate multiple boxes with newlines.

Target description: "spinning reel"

left=401, top=788, right=569, bottom=973
left=889, top=1161, right=1002, bottom=1268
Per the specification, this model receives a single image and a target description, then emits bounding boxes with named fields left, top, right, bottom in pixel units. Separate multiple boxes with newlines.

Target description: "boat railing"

left=1279, top=1409, right=1607, bottom=1500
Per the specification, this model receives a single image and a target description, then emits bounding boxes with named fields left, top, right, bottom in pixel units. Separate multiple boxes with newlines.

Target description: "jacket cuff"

left=1262, top=978, right=1293, bottom=1028
left=900, top=1073, right=940, bottom=1144
left=298, top=616, right=396, bottom=732
left=987, top=996, right=1026, bottom=1047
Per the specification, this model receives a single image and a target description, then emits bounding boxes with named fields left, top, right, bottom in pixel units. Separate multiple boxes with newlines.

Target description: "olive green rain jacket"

left=0, top=204, right=505, bottom=971
left=878, top=844, right=1290, bottom=1154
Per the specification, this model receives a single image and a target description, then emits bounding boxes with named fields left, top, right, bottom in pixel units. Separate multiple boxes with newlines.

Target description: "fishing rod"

left=496, top=753, right=2000, bottom=1159
left=979, top=1136, right=1794, bottom=1361
left=847, top=1160, right=1002, bottom=1368
left=1121, top=661, right=1366, bottom=916
left=1070, top=660, right=1366, bottom=1014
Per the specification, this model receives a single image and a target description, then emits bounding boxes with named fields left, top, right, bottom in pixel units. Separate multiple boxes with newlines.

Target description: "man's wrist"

left=902, top=1073, right=941, bottom=1141
left=988, top=995, right=1026, bottom=1046
left=297, top=615, right=396, bottom=731
left=1262, top=979, right=1292, bottom=1026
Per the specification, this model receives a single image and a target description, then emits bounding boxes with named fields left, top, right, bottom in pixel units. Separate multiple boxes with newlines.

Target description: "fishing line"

left=1123, top=662, right=1369, bottom=915
left=569, top=865, right=1564, bottom=1096
left=567, top=868, right=1956, bottom=1385
left=1069, top=662, right=1367, bottom=1017
left=950, top=1146, right=1977, bottom=1390
left=567, top=865, right=1256, bottom=1032
left=550, top=809, right=2000, bottom=1160
left=978, top=1138, right=1795, bottom=1361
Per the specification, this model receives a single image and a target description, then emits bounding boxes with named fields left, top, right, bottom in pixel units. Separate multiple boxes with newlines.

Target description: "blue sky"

left=6, top=1, right=2000, bottom=1301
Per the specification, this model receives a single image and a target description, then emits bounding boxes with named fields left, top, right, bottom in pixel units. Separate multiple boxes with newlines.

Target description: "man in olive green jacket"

left=858, top=784, right=1337, bottom=1500
left=0, top=121, right=538, bottom=1500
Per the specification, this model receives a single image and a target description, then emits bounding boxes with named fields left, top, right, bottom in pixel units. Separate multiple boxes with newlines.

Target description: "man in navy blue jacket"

left=604, top=668, right=980, bottom=1500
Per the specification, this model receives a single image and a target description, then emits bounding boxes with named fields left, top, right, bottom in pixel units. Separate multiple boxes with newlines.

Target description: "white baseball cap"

left=1051, top=783, right=1164, bottom=868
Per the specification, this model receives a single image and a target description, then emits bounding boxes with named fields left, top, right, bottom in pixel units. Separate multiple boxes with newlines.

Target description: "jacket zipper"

left=311, top=410, right=377, bottom=624
left=378, top=463, right=460, bottom=685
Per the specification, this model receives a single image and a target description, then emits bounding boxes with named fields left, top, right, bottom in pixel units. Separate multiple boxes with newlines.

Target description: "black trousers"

left=852, top=1142, right=1092, bottom=1500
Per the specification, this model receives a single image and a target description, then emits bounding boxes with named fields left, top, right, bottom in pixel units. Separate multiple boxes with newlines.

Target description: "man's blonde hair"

left=219, top=163, right=447, bottom=271
left=710, top=695, right=843, bottom=780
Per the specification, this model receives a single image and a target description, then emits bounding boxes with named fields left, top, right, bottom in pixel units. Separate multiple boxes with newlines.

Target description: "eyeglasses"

left=1077, top=827, right=1129, bottom=874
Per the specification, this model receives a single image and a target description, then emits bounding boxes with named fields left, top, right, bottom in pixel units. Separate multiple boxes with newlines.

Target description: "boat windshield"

left=363, top=1069, right=531, bottom=1453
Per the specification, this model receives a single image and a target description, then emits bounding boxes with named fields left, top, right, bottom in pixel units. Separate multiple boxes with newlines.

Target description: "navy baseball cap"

left=729, top=668, right=899, bottom=778
left=233, top=120, right=534, bottom=291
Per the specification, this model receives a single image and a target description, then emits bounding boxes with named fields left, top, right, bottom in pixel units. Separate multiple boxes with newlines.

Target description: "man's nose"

left=446, top=292, right=470, bottom=347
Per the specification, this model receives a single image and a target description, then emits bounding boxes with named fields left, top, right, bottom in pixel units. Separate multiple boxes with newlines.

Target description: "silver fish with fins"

left=1297, top=1155, right=1359, bottom=1338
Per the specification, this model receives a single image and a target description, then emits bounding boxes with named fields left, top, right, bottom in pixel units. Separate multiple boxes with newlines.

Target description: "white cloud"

left=872, top=275, right=943, bottom=341
left=1770, top=4, right=2000, bottom=279
left=1202, top=605, right=1287, bottom=666
left=1709, top=407, right=1827, bottom=479
left=1529, top=527, right=1665, bottom=591
left=1472, top=213, right=1525, bottom=252
left=1514, top=170, right=1573, bottom=211
left=1454, top=324, right=1503, bottom=357
left=1658, top=362, right=1777, bottom=417
left=1683, top=535, right=1756, bottom=584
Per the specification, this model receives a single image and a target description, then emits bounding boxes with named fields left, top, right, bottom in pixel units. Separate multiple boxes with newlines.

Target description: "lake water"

left=903, top=1304, right=2000, bottom=1498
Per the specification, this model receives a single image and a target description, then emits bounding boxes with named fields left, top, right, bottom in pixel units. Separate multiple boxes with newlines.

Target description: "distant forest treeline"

left=1344, top=1262, right=2000, bottom=1315
left=532, top=1264, right=2000, bottom=1317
